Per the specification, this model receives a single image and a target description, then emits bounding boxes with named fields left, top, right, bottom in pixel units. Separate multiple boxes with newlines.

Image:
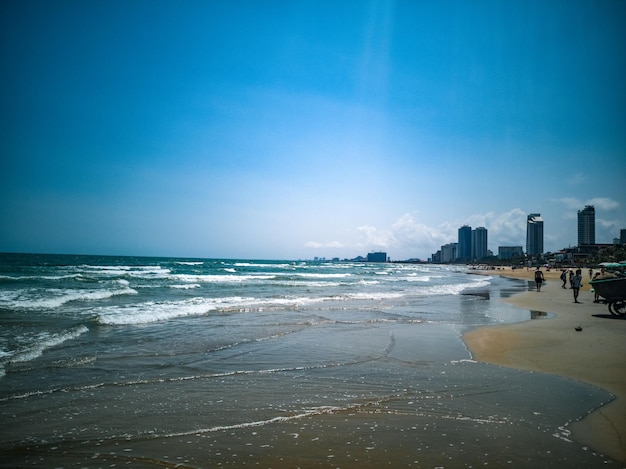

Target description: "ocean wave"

left=77, top=265, right=171, bottom=279
left=92, top=295, right=325, bottom=325
left=414, top=278, right=492, bottom=297
left=401, top=275, right=431, bottom=282
left=4, top=325, right=89, bottom=366
left=0, top=286, right=138, bottom=310
left=292, top=273, right=352, bottom=279
left=233, top=262, right=293, bottom=268
left=266, top=281, right=341, bottom=288
left=90, top=279, right=493, bottom=326
left=0, top=274, right=82, bottom=282
left=170, top=274, right=274, bottom=283
left=346, top=291, right=405, bottom=301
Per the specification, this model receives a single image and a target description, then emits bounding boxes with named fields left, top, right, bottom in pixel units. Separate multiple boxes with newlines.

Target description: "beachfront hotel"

left=367, top=252, right=388, bottom=263
left=472, top=227, right=488, bottom=260
left=526, top=213, right=544, bottom=256
left=578, top=205, right=596, bottom=246
left=457, top=225, right=472, bottom=260
left=432, top=225, right=488, bottom=263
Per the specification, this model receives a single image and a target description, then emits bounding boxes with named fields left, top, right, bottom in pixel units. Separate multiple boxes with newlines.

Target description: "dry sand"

left=464, top=267, right=626, bottom=463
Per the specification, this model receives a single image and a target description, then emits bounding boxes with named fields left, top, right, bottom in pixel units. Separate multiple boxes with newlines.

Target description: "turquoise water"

left=0, top=253, right=617, bottom=467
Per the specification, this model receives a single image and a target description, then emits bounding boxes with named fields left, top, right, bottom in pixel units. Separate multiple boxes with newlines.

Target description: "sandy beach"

left=464, top=267, right=626, bottom=464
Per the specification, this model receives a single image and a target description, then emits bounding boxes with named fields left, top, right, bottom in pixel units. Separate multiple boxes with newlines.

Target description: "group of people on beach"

left=535, top=267, right=583, bottom=302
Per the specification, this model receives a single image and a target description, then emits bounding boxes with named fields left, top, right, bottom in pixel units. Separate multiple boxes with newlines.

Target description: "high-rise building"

left=621, top=229, right=626, bottom=245
left=441, top=243, right=458, bottom=263
left=526, top=214, right=544, bottom=256
left=457, top=225, right=472, bottom=260
left=472, top=227, right=488, bottom=260
left=577, top=206, right=595, bottom=246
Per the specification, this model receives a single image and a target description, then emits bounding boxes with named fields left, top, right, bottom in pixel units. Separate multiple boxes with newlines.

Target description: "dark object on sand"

left=589, top=277, right=626, bottom=316
left=575, top=326, right=582, bottom=331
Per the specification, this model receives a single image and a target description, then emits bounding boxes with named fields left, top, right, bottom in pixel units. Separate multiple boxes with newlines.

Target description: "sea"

left=0, top=253, right=618, bottom=468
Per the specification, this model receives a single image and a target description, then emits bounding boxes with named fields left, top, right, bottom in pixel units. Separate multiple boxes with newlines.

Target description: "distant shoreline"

left=464, top=267, right=626, bottom=463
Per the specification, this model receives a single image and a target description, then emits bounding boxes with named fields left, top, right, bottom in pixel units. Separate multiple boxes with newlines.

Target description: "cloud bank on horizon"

left=1, top=1, right=625, bottom=260
left=306, top=199, right=623, bottom=261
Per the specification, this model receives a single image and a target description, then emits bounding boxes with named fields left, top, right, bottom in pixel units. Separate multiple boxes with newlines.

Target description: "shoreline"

left=464, top=267, right=626, bottom=463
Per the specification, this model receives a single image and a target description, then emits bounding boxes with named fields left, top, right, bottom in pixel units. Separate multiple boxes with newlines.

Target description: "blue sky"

left=1, top=0, right=625, bottom=260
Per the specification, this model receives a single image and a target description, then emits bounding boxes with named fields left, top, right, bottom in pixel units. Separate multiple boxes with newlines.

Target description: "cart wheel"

left=610, top=300, right=626, bottom=316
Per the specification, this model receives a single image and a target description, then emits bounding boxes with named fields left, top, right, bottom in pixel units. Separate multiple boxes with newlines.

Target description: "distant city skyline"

left=1, top=2, right=625, bottom=260
left=426, top=206, right=622, bottom=263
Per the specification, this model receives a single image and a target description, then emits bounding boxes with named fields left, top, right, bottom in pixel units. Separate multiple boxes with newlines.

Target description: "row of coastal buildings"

left=430, top=205, right=626, bottom=264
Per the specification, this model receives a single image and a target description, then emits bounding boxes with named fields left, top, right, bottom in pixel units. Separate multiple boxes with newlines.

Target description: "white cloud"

left=460, top=209, right=527, bottom=248
left=390, top=213, right=454, bottom=247
left=326, top=241, right=345, bottom=248
left=352, top=214, right=456, bottom=259
left=554, top=197, right=582, bottom=210
left=554, top=197, right=619, bottom=211
left=346, top=210, right=529, bottom=259
left=587, top=197, right=619, bottom=211
left=356, top=225, right=397, bottom=249
left=304, top=240, right=345, bottom=249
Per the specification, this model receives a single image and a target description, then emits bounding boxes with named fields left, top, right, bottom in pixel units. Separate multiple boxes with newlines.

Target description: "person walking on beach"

left=572, top=269, right=583, bottom=303
left=534, top=267, right=545, bottom=292
left=560, top=269, right=567, bottom=288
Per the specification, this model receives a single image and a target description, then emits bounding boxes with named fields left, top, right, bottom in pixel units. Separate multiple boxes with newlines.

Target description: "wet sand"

left=464, top=267, right=626, bottom=463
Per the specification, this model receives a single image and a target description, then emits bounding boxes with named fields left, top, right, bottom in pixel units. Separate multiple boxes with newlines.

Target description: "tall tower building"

left=526, top=214, right=544, bottom=256
left=578, top=206, right=595, bottom=246
left=457, top=225, right=472, bottom=260
left=472, top=227, right=488, bottom=260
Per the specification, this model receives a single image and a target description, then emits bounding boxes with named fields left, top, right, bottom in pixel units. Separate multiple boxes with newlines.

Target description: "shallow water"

left=0, top=254, right=617, bottom=467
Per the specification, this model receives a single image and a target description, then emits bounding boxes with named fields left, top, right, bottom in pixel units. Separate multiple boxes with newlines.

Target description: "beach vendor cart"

left=589, top=262, right=626, bottom=316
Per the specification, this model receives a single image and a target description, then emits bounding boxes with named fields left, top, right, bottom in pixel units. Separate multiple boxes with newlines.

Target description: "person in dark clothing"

left=560, top=270, right=567, bottom=288
left=571, top=269, right=583, bottom=303
left=534, top=267, right=545, bottom=292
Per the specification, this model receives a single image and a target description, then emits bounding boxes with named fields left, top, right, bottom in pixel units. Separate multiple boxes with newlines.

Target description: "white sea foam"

left=175, top=261, right=204, bottom=266
left=93, top=295, right=325, bottom=325
left=398, top=275, right=431, bottom=282
left=233, top=262, right=292, bottom=269
left=415, top=278, right=491, bottom=297
left=8, top=326, right=89, bottom=364
left=294, top=273, right=352, bottom=279
left=90, top=277, right=493, bottom=326
left=93, top=297, right=217, bottom=325
left=162, top=406, right=343, bottom=438
left=78, top=265, right=171, bottom=278
left=0, top=274, right=82, bottom=281
left=171, top=274, right=274, bottom=283
left=272, top=281, right=340, bottom=288
left=0, top=286, right=138, bottom=310
left=347, top=291, right=405, bottom=301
